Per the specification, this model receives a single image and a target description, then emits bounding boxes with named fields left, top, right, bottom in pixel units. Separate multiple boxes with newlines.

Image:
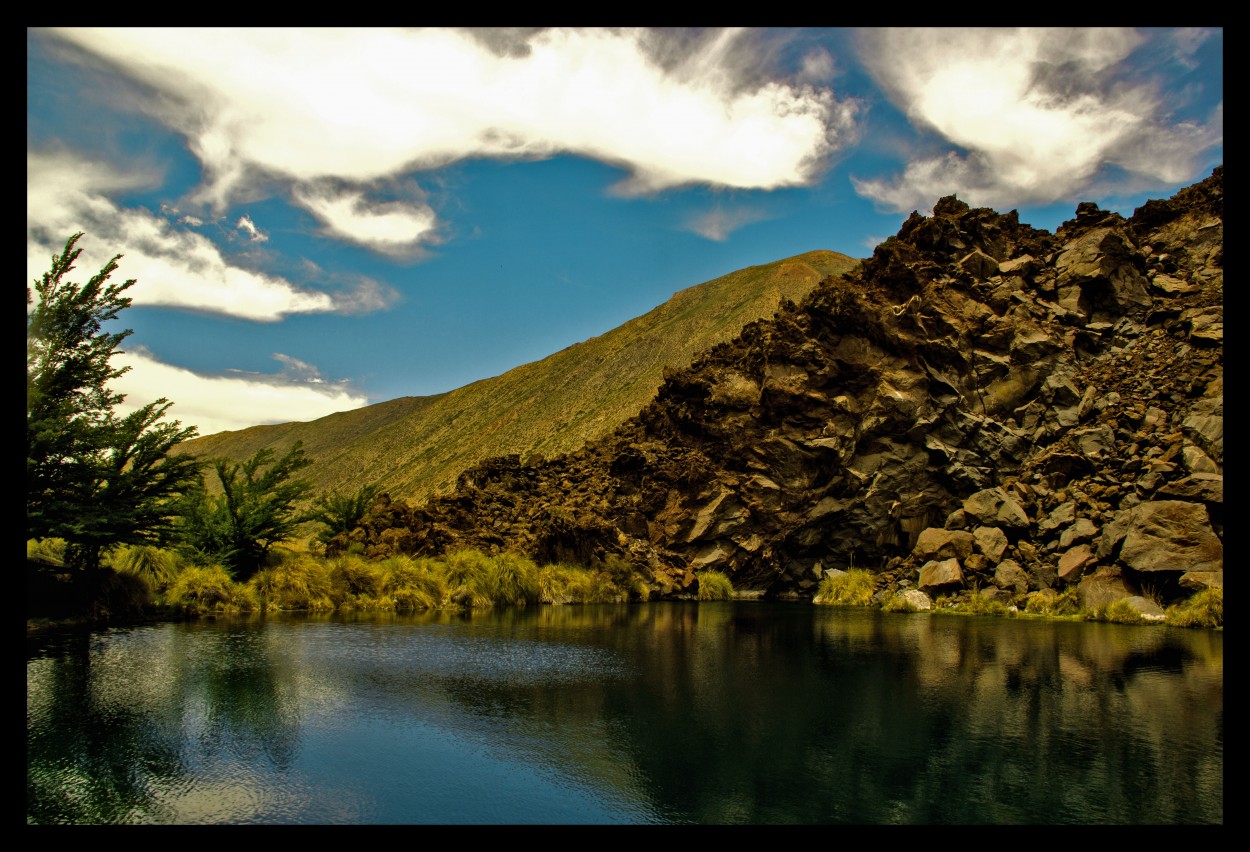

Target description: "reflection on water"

left=27, top=604, right=1222, bottom=824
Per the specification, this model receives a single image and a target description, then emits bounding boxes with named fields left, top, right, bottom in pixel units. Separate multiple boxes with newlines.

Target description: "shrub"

left=814, top=569, right=876, bottom=606
left=1165, top=587, right=1223, bottom=629
left=696, top=570, right=734, bottom=601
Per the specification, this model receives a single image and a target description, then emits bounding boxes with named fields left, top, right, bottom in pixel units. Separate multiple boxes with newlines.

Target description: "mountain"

left=336, top=168, right=1223, bottom=608
left=177, top=249, right=860, bottom=503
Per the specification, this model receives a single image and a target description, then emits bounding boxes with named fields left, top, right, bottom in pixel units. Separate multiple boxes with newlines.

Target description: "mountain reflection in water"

left=27, top=603, right=1222, bottom=825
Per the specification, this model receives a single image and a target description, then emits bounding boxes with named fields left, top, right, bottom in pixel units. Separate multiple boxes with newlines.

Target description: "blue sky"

left=27, top=27, right=1222, bottom=437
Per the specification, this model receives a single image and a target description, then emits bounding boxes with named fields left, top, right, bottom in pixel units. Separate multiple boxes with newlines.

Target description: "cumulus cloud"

left=684, top=206, right=771, bottom=241
left=234, top=214, right=268, bottom=242
left=111, top=347, right=370, bottom=438
left=44, top=27, right=858, bottom=238
left=852, top=27, right=1222, bottom=212
left=294, top=184, right=439, bottom=256
left=26, top=149, right=390, bottom=321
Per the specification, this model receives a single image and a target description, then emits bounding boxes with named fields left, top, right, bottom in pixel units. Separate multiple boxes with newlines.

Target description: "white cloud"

left=235, top=214, right=268, bottom=242
left=853, top=27, right=1222, bottom=212
left=684, top=206, right=770, bottom=241
left=27, top=149, right=388, bottom=321
left=45, top=27, right=858, bottom=231
left=294, top=184, right=439, bottom=255
left=111, top=348, right=369, bottom=438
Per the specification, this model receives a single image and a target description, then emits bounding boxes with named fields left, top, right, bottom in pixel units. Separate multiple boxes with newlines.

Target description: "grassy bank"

left=813, top=568, right=1222, bottom=630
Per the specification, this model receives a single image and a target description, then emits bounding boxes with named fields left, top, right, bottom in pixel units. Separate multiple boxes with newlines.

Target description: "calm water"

left=27, top=602, right=1222, bottom=825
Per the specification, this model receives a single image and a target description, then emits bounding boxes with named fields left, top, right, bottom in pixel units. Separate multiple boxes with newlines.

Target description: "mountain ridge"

left=177, top=248, right=861, bottom=503
left=333, top=167, right=1223, bottom=607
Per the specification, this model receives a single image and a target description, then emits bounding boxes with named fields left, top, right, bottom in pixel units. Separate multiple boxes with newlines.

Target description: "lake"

left=27, top=601, right=1223, bottom=824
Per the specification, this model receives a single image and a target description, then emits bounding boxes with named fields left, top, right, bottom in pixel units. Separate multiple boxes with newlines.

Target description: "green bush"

left=696, top=570, right=734, bottom=601
left=814, top=569, right=876, bottom=606
left=1165, top=587, right=1223, bottom=629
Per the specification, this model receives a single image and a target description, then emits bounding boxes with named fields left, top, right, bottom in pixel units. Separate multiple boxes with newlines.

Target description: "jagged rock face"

left=333, top=167, right=1223, bottom=606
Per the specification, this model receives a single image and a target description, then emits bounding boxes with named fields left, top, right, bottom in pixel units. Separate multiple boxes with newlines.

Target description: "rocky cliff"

left=332, top=167, right=1223, bottom=610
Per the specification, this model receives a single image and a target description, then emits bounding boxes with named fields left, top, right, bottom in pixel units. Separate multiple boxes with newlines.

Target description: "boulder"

left=914, top=528, right=974, bottom=561
left=973, top=526, right=1009, bottom=563
left=963, top=487, right=1030, bottom=530
left=1117, top=500, right=1223, bottom=573
left=918, top=558, right=964, bottom=591
left=993, top=559, right=1029, bottom=596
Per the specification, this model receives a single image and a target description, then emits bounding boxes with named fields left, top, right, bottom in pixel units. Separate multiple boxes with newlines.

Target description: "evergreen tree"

left=179, top=443, right=314, bottom=579
left=307, top=482, right=382, bottom=547
left=27, top=233, right=203, bottom=573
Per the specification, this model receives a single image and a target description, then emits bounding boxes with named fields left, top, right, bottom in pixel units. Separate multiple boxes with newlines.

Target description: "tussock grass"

left=379, top=555, right=447, bottom=611
left=249, top=555, right=335, bottom=611
left=814, top=569, right=876, bottom=606
left=1083, top=598, right=1145, bottom=625
left=1024, top=588, right=1082, bottom=617
left=330, top=553, right=384, bottom=600
left=696, top=570, right=734, bottom=601
left=1165, top=588, right=1223, bottom=629
left=109, top=545, right=182, bottom=590
left=27, top=538, right=67, bottom=565
left=166, top=565, right=256, bottom=614
left=880, top=592, right=920, bottom=613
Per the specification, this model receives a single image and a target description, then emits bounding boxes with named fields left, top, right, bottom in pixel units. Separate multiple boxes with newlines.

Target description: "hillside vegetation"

left=177, top=250, right=860, bottom=503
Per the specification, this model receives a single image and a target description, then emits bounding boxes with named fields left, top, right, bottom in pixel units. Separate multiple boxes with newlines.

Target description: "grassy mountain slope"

left=176, top=249, right=860, bottom=503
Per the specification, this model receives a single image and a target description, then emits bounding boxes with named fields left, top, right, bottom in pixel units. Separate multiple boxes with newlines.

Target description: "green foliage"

left=1165, top=587, right=1223, bottom=629
left=27, top=233, right=203, bottom=572
left=308, top=482, right=382, bottom=545
left=696, top=570, right=734, bottom=601
left=814, top=569, right=876, bottom=606
left=178, top=443, right=314, bottom=580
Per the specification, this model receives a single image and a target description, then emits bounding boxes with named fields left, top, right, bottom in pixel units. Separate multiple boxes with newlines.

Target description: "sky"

left=27, top=27, right=1223, bottom=438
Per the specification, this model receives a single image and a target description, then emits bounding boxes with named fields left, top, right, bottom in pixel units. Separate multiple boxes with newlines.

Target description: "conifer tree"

left=27, top=233, right=203, bottom=573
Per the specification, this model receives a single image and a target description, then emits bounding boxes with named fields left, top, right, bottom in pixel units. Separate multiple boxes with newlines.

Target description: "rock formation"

left=330, top=167, right=1223, bottom=610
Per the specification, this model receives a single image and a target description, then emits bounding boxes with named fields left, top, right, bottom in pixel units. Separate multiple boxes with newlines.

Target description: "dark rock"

left=336, top=169, right=1221, bottom=605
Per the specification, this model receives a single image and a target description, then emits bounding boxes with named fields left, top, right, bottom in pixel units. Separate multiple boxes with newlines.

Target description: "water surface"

left=27, top=602, right=1223, bottom=824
